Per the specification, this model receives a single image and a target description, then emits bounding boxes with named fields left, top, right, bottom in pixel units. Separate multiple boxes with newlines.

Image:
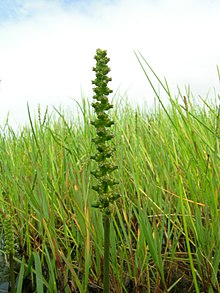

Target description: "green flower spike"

left=4, top=214, right=14, bottom=256
left=91, top=49, right=119, bottom=214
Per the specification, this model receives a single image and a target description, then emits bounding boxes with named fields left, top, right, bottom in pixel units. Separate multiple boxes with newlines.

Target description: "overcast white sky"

left=0, top=0, right=219, bottom=130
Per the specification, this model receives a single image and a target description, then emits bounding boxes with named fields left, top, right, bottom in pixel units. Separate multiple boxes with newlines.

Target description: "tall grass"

left=0, top=63, right=219, bottom=292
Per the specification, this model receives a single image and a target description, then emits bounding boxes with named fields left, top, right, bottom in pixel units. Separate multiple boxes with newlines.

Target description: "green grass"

left=0, top=64, right=219, bottom=292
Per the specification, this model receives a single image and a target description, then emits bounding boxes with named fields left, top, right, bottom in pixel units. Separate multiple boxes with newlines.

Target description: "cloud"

left=0, top=0, right=219, bottom=129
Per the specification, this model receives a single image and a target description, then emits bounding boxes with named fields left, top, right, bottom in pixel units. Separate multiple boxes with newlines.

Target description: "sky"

left=0, top=0, right=219, bottom=130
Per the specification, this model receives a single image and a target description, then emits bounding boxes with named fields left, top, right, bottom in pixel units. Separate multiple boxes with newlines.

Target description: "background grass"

left=0, top=85, right=219, bottom=292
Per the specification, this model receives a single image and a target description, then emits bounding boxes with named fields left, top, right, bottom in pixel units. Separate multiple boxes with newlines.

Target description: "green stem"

left=103, top=214, right=110, bottom=293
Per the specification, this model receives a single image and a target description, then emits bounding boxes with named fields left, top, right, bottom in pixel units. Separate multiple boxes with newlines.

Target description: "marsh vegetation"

left=0, top=53, right=219, bottom=292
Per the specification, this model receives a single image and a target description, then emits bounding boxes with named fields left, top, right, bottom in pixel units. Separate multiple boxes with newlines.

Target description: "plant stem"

left=103, top=214, right=110, bottom=293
